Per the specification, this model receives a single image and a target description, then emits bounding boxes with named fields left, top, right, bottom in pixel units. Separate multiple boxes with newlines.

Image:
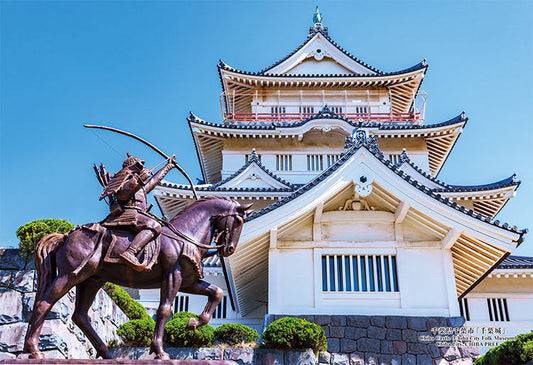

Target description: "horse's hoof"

left=29, top=351, right=45, bottom=359
left=186, top=317, right=198, bottom=331
left=154, top=352, right=170, bottom=360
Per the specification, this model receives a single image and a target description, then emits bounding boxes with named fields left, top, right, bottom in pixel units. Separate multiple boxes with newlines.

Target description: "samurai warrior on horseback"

left=23, top=125, right=252, bottom=360
left=98, top=153, right=175, bottom=271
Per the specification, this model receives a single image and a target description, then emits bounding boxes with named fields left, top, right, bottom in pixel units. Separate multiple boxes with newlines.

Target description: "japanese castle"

left=140, top=9, right=531, bottom=350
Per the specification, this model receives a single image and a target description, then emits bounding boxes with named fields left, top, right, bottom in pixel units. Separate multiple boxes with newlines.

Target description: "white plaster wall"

left=269, top=244, right=456, bottom=316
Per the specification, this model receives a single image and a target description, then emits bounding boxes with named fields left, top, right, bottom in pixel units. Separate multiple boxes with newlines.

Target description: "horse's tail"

left=34, top=233, right=66, bottom=302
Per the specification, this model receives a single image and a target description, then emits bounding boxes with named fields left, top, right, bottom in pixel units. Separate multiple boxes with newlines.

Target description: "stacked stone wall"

left=0, top=249, right=128, bottom=360
left=266, top=314, right=480, bottom=365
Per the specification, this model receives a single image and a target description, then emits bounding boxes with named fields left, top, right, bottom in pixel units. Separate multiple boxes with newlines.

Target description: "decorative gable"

left=218, top=161, right=293, bottom=190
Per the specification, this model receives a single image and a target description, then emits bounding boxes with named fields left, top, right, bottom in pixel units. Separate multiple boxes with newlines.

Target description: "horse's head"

left=212, top=201, right=253, bottom=257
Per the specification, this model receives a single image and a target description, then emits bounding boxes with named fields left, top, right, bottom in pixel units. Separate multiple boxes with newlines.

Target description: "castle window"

left=331, top=106, right=343, bottom=114
left=459, top=298, right=470, bottom=321
left=276, top=155, right=292, bottom=171
left=355, top=106, right=368, bottom=114
left=487, top=298, right=510, bottom=322
left=326, top=154, right=341, bottom=167
left=307, top=155, right=323, bottom=171
left=174, top=295, right=189, bottom=313
left=213, top=296, right=228, bottom=319
left=389, top=154, right=402, bottom=165
left=271, top=106, right=286, bottom=115
left=299, top=106, right=314, bottom=115
left=321, top=254, right=399, bottom=293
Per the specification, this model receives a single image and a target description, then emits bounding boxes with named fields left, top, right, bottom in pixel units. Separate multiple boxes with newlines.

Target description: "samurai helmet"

left=122, top=153, right=145, bottom=169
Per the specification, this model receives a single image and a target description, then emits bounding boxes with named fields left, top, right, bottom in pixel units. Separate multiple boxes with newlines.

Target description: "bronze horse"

left=23, top=196, right=252, bottom=360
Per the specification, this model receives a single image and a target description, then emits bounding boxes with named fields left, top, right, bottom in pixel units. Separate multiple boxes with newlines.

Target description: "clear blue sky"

left=1, top=1, right=532, bottom=256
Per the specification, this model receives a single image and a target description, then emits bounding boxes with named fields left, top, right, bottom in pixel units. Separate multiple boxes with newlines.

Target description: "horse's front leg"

left=150, top=267, right=181, bottom=360
left=181, top=280, right=223, bottom=330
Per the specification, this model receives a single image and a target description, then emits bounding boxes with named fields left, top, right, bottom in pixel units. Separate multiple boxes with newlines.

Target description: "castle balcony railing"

left=223, top=111, right=421, bottom=124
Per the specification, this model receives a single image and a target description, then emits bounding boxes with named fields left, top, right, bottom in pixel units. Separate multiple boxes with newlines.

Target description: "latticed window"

left=355, top=106, right=368, bottom=114
left=459, top=298, right=470, bottom=321
left=174, top=295, right=189, bottom=313
left=299, top=106, right=314, bottom=114
left=326, top=154, right=341, bottom=167
left=307, top=155, right=323, bottom=171
left=276, top=155, right=292, bottom=171
left=213, top=296, right=228, bottom=319
left=331, top=106, right=343, bottom=114
left=271, top=106, right=286, bottom=115
left=389, top=154, right=402, bottom=165
left=321, top=254, right=399, bottom=292
left=487, top=298, right=510, bottom=322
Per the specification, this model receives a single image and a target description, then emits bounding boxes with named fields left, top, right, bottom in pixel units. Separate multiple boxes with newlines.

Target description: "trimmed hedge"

left=474, top=330, right=533, bottom=365
left=214, top=323, right=259, bottom=345
left=262, top=317, right=327, bottom=354
left=116, top=319, right=155, bottom=347
left=164, top=312, right=214, bottom=347
left=103, top=282, right=150, bottom=320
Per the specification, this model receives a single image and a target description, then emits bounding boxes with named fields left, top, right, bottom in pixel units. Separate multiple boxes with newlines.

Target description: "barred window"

left=331, top=106, right=343, bottom=114
left=271, top=106, right=286, bottom=115
left=299, top=106, right=314, bottom=114
left=355, top=106, right=368, bottom=114
left=321, top=254, right=399, bottom=292
left=307, top=155, right=323, bottom=171
left=389, top=154, right=402, bottom=165
left=326, top=154, right=341, bottom=167
left=276, top=155, right=292, bottom=171
left=213, top=296, right=228, bottom=319
left=487, top=298, right=510, bottom=322
left=174, top=295, right=189, bottom=313
left=459, top=298, right=470, bottom=321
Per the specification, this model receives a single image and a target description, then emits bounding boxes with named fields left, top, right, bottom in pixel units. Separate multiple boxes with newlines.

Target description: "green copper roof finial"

left=313, top=6, right=322, bottom=24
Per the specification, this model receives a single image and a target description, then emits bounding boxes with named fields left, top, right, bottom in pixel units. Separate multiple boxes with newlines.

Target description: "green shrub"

left=214, top=323, right=259, bottom=345
left=116, top=319, right=155, bottom=347
left=16, top=219, right=74, bottom=259
left=475, top=330, right=533, bottom=365
left=262, top=317, right=327, bottom=354
left=164, top=312, right=214, bottom=347
left=103, top=283, right=150, bottom=320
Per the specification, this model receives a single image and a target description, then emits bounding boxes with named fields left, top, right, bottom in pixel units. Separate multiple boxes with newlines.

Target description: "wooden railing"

left=224, top=112, right=420, bottom=124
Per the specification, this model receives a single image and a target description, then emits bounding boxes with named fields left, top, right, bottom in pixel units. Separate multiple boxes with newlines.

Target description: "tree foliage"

left=474, top=330, right=533, bottom=365
left=116, top=319, right=155, bottom=347
left=16, top=219, right=74, bottom=258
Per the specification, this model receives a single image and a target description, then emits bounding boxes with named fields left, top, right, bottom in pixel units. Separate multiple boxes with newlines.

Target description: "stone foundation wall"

left=109, top=347, right=316, bottom=364
left=266, top=314, right=480, bottom=365
left=0, top=249, right=129, bottom=360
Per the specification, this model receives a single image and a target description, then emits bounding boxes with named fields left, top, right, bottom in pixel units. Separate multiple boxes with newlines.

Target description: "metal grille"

left=321, top=254, right=399, bottom=292
left=326, top=154, right=341, bottom=167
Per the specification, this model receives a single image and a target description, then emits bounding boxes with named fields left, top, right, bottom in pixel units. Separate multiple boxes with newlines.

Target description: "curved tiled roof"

left=246, top=134, right=527, bottom=237
left=256, top=28, right=383, bottom=75
left=396, top=145, right=520, bottom=193
left=497, top=256, right=533, bottom=269
left=159, top=150, right=296, bottom=193
left=219, top=58, right=428, bottom=78
left=188, top=110, right=466, bottom=132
